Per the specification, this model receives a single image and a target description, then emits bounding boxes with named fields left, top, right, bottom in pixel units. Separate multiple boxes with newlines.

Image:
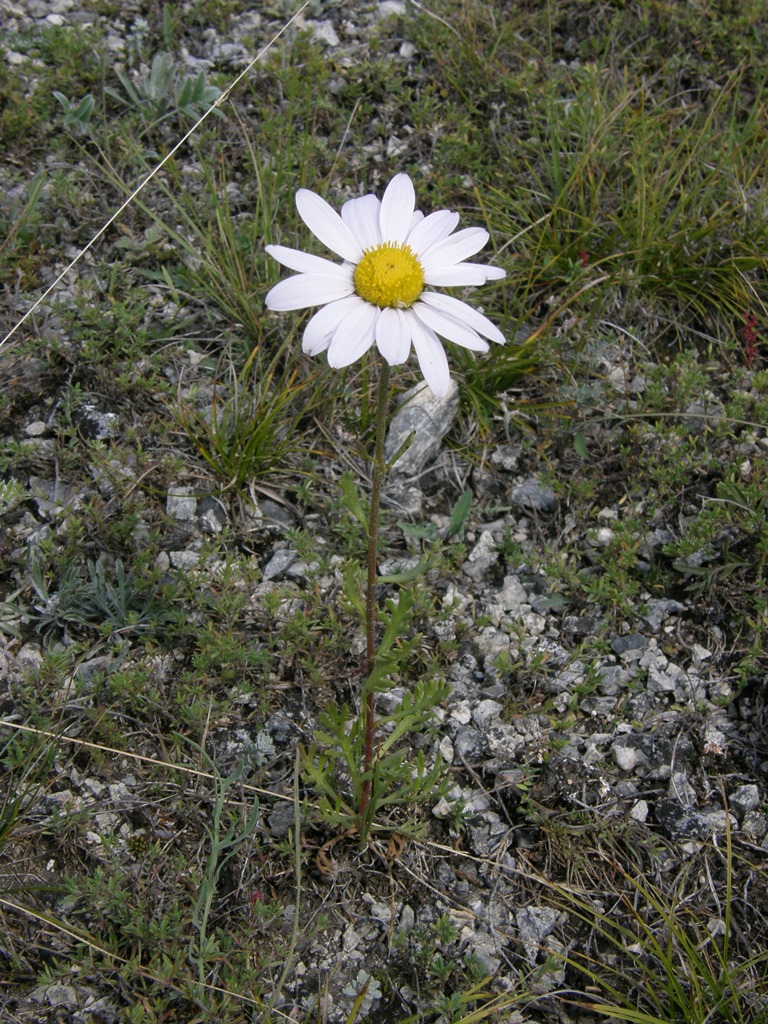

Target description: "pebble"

left=472, top=699, right=503, bottom=730
left=729, top=784, right=760, bottom=818
left=630, top=799, right=649, bottom=822
left=510, top=476, right=557, bottom=512
left=166, top=486, right=197, bottom=521
left=497, top=574, right=529, bottom=614
left=612, top=736, right=649, bottom=771
left=262, top=548, right=298, bottom=581
left=462, top=530, right=499, bottom=581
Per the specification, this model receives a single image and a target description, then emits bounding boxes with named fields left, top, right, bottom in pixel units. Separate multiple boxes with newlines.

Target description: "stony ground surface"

left=1, top=1, right=767, bottom=1022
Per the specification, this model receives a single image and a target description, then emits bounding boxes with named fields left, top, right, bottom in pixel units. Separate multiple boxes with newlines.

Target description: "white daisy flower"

left=265, top=172, right=506, bottom=397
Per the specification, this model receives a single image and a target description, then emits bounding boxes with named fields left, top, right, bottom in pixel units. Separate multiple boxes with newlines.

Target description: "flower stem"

left=359, top=360, right=391, bottom=828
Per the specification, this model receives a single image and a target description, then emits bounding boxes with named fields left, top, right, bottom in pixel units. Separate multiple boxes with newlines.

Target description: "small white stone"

left=308, top=18, right=339, bottom=45
left=588, top=527, right=615, bottom=546
left=438, top=735, right=454, bottom=762
left=166, top=487, right=196, bottom=520
left=450, top=700, right=473, bottom=726
left=630, top=800, right=649, bottom=822
left=170, top=550, right=200, bottom=569
left=432, top=797, right=452, bottom=818
left=497, top=574, right=528, bottom=614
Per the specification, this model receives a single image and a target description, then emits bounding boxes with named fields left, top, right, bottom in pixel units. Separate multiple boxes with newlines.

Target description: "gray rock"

left=497, top=574, right=528, bottom=614
left=75, top=655, right=112, bottom=683
left=668, top=771, right=697, bottom=807
left=510, top=477, right=557, bottom=512
left=563, top=613, right=604, bottom=635
left=265, top=713, right=294, bottom=745
left=262, top=548, right=298, bottom=581
left=597, top=665, right=630, bottom=695
left=166, top=486, right=197, bottom=521
left=466, top=929, right=501, bottom=975
left=610, top=632, right=647, bottom=659
left=630, top=799, right=649, bottom=822
left=267, top=801, right=295, bottom=839
left=384, top=380, right=459, bottom=477
left=474, top=626, right=510, bottom=663
left=462, top=530, right=499, bottom=582
left=516, top=906, right=562, bottom=965
left=399, top=904, right=415, bottom=932
left=471, top=699, right=503, bottom=730
left=169, top=550, right=200, bottom=569
left=196, top=496, right=227, bottom=533
left=32, top=982, right=79, bottom=1008
left=453, top=726, right=487, bottom=762
left=742, top=811, right=768, bottom=842
left=485, top=722, right=525, bottom=763
left=307, top=19, right=340, bottom=46
left=654, top=800, right=705, bottom=839
left=729, top=784, right=760, bottom=819
left=543, top=660, right=584, bottom=695
left=612, top=735, right=649, bottom=772
left=491, top=445, right=522, bottom=472
left=73, top=401, right=119, bottom=441
left=643, top=598, right=686, bottom=632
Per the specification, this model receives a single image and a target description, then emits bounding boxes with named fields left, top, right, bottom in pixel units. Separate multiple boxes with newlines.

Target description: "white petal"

left=265, top=273, right=355, bottom=311
left=412, top=300, right=489, bottom=352
left=379, top=173, right=416, bottom=244
left=479, top=265, right=506, bottom=280
left=409, top=209, right=424, bottom=232
left=327, top=302, right=378, bottom=368
left=375, top=307, right=412, bottom=365
left=421, top=227, right=489, bottom=268
left=296, top=188, right=363, bottom=263
left=424, top=264, right=496, bottom=286
left=407, top=313, right=451, bottom=397
left=266, top=244, right=347, bottom=276
left=341, top=194, right=381, bottom=250
left=406, top=209, right=460, bottom=257
left=419, top=291, right=506, bottom=343
left=303, top=295, right=367, bottom=355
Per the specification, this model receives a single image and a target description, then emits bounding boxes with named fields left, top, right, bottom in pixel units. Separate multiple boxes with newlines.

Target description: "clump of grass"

left=492, top=64, right=768, bottom=346
left=177, top=343, right=323, bottom=492
left=548, top=823, right=768, bottom=1024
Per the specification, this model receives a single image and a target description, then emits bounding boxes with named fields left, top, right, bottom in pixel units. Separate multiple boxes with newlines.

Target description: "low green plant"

left=302, top=593, right=450, bottom=839
left=188, top=744, right=261, bottom=990
left=106, top=51, right=223, bottom=128
left=53, top=90, right=95, bottom=134
left=0, top=169, right=49, bottom=289
left=29, top=553, right=171, bottom=637
left=343, top=969, right=383, bottom=1019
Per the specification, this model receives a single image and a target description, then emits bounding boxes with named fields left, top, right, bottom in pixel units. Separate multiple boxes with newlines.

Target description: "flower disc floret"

left=353, top=242, right=424, bottom=309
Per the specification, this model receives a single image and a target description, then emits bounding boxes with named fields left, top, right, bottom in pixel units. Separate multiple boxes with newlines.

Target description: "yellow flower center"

left=353, top=242, right=425, bottom=309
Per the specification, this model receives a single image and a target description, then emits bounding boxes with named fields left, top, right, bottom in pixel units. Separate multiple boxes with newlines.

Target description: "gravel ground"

left=1, top=1, right=767, bottom=1022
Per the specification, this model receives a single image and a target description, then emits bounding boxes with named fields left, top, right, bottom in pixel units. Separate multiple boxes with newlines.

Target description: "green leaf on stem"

left=447, top=488, right=473, bottom=538
left=339, top=471, right=369, bottom=530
